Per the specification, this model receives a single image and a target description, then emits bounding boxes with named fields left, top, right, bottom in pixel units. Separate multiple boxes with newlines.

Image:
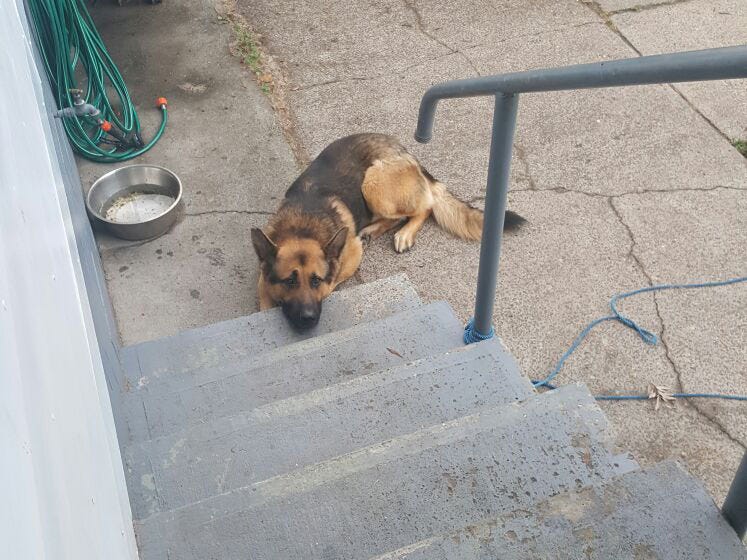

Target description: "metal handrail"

left=414, top=44, right=747, bottom=535
left=723, top=451, right=747, bottom=539
left=416, top=45, right=747, bottom=142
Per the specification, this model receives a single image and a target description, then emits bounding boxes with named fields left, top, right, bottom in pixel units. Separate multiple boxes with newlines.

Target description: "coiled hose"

left=27, top=0, right=167, bottom=162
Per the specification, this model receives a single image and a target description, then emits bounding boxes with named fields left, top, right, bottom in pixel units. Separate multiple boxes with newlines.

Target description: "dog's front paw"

left=393, top=230, right=416, bottom=253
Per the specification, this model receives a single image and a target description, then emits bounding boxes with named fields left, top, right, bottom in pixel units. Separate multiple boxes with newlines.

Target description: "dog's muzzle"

left=282, top=300, right=321, bottom=331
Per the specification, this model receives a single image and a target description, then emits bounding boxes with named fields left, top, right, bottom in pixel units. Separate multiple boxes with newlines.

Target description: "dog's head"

left=251, top=227, right=347, bottom=331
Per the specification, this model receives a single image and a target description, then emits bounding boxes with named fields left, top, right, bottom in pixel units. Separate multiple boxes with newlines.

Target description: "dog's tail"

left=424, top=170, right=525, bottom=241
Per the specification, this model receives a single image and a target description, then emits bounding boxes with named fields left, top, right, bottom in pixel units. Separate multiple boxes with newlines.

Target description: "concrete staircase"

left=118, top=275, right=745, bottom=559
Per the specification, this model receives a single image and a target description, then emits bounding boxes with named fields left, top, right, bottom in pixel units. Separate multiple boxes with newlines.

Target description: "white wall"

left=0, top=1, right=137, bottom=558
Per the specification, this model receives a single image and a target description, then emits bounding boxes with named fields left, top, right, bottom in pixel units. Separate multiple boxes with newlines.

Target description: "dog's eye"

left=310, top=275, right=321, bottom=288
left=284, top=276, right=297, bottom=288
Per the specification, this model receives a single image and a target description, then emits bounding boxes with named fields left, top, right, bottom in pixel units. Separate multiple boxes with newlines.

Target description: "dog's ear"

left=324, top=227, right=348, bottom=261
left=251, top=228, right=277, bottom=263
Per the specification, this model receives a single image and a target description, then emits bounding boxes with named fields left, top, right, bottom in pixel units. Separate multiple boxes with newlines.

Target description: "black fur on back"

left=283, top=134, right=387, bottom=232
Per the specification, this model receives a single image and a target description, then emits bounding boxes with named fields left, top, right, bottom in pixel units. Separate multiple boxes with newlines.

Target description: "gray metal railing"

left=723, top=451, right=747, bottom=539
left=414, top=44, right=747, bottom=535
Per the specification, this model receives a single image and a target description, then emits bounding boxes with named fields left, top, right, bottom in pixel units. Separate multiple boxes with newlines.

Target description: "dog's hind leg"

left=361, top=155, right=433, bottom=253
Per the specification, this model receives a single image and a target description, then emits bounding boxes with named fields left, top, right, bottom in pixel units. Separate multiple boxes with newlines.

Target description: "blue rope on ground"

left=464, top=318, right=495, bottom=344
left=520, top=275, right=747, bottom=402
left=595, top=393, right=747, bottom=401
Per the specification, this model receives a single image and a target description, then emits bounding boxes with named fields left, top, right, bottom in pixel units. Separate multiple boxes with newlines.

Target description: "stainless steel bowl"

left=86, top=165, right=182, bottom=241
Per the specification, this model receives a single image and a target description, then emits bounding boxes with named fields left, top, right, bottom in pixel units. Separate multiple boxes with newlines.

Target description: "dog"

left=252, top=133, right=524, bottom=330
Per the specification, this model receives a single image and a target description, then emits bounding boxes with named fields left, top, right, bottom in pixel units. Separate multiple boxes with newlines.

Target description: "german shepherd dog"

left=252, top=133, right=524, bottom=330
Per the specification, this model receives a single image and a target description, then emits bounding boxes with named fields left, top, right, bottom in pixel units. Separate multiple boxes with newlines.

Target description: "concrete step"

left=375, top=461, right=747, bottom=560
left=120, top=274, right=420, bottom=388
left=124, top=339, right=534, bottom=519
left=134, top=384, right=638, bottom=560
left=123, top=301, right=464, bottom=442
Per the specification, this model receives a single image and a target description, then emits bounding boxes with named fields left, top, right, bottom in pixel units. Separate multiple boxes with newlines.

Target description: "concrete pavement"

left=238, top=0, right=747, bottom=502
left=83, top=0, right=746, bottom=502
left=80, top=0, right=299, bottom=343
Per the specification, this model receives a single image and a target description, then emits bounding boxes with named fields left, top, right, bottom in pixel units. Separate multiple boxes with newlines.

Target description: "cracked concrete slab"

left=399, top=0, right=595, bottom=50
left=356, top=189, right=740, bottom=500
left=101, top=213, right=265, bottom=345
left=603, top=400, right=744, bottom=504
left=613, top=190, right=747, bottom=448
left=465, top=22, right=747, bottom=196
left=612, top=0, right=747, bottom=140
left=240, top=0, right=452, bottom=88
left=78, top=0, right=298, bottom=340
left=286, top=19, right=747, bottom=201
left=656, top=287, right=747, bottom=445
left=358, top=191, right=668, bottom=388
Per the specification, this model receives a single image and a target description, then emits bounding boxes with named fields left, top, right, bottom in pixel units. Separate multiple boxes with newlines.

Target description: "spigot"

left=54, top=89, right=100, bottom=119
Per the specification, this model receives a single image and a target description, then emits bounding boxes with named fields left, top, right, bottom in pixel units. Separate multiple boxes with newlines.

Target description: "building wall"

left=0, top=1, right=136, bottom=558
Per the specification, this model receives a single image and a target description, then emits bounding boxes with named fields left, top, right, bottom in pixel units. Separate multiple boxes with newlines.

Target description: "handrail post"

left=470, top=93, right=519, bottom=339
left=723, top=451, right=747, bottom=539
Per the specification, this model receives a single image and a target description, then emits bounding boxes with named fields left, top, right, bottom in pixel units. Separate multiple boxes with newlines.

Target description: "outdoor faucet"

left=54, top=89, right=100, bottom=119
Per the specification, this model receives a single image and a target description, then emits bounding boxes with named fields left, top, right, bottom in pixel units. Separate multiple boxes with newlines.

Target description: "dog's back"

left=284, top=134, right=412, bottom=232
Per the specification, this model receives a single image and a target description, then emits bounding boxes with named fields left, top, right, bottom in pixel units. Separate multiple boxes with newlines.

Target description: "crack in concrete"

left=186, top=210, right=274, bottom=217
left=514, top=144, right=538, bottom=191
left=579, top=0, right=643, bottom=54
left=684, top=402, right=747, bottom=450
left=102, top=236, right=165, bottom=253
left=609, top=0, right=700, bottom=16
left=291, top=16, right=604, bottom=93
left=608, top=198, right=747, bottom=450
left=607, top=197, right=653, bottom=283
left=99, top=210, right=276, bottom=254
left=581, top=0, right=740, bottom=149
left=294, top=51, right=462, bottom=92
left=654, top=287, right=747, bottom=448
left=511, top=184, right=745, bottom=199
left=667, top=84, right=739, bottom=145
left=294, top=76, right=372, bottom=91
left=401, top=0, right=482, bottom=76
left=459, top=21, right=601, bottom=54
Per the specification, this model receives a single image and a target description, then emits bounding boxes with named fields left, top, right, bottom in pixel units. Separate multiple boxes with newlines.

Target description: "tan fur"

left=254, top=133, right=522, bottom=321
left=361, top=152, right=482, bottom=251
left=328, top=198, right=363, bottom=287
left=256, top=198, right=361, bottom=311
left=427, top=180, right=483, bottom=241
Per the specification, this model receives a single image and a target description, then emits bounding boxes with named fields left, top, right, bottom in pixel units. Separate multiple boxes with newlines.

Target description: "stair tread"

left=120, top=274, right=420, bottom=387
left=134, top=384, right=638, bottom=560
left=376, top=461, right=747, bottom=560
left=123, top=301, right=463, bottom=442
left=124, top=339, right=534, bottom=518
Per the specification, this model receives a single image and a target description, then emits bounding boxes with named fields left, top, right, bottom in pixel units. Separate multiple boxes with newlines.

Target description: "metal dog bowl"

left=87, top=164, right=182, bottom=241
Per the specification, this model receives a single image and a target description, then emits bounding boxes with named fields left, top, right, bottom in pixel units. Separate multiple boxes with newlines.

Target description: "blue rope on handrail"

left=464, top=318, right=495, bottom=344
left=523, top=275, right=747, bottom=402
